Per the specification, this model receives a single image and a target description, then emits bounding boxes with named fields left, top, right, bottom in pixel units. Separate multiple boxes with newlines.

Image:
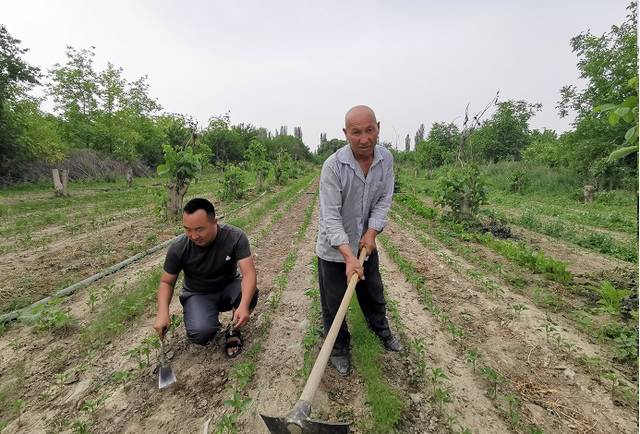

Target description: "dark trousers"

left=317, top=250, right=391, bottom=356
left=179, top=278, right=259, bottom=345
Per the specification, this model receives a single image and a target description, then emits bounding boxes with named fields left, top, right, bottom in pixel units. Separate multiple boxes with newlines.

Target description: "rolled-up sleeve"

left=367, top=158, right=394, bottom=232
left=319, top=163, right=350, bottom=247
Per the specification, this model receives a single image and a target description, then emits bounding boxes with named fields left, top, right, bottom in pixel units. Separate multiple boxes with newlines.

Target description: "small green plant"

left=594, top=281, right=630, bottom=315
left=503, top=394, right=521, bottom=426
left=215, top=413, right=237, bottom=434
left=54, top=371, right=70, bottom=384
left=8, top=338, right=21, bottom=350
left=222, top=164, right=247, bottom=200
left=466, top=348, right=480, bottom=372
left=31, top=299, right=76, bottom=333
left=224, top=390, right=252, bottom=412
left=87, top=288, right=100, bottom=312
left=537, top=316, right=557, bottom=343
left=81, top=397, right=105, bottom=413
left=480, top=366, right=504, bottom=399
left=434, top=387, right=452, bottom=410
left=231, top=362, right=255, bottom=389
left=434, top=165, right=487, bottom=222
left=11, top=399, right=24, bottom=426
left=111, top=370, right=135, bottom=384
left=71, top=419, right=91, bottom=434
left=511, top=304, right=528, bottom=318
left=602, top=371, right=619, bottom=397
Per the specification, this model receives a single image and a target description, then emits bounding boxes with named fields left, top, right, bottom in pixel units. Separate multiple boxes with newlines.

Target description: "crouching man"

left=153, top=198, right=258, bottom=357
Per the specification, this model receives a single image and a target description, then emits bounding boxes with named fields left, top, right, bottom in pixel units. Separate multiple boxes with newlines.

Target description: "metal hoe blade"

left=261, top=401, right=349, bottom=434
left=158, top=339, right=176, bottom=389
left=261, top=415, right=348, bottom=434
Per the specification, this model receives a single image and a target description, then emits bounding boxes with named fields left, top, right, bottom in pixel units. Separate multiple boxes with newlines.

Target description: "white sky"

left=2, top=0, right=632, bottom=151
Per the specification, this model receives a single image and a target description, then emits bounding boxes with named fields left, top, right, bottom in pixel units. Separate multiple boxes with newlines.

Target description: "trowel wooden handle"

left=299, top=248, right=367, bottom=403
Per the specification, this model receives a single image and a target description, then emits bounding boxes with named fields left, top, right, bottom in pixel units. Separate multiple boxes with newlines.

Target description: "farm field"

left=0, top=164, right=637, bottom=434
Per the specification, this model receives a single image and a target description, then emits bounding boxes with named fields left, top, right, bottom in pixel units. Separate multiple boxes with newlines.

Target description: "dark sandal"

left=224, top=328, right=243, bottom=358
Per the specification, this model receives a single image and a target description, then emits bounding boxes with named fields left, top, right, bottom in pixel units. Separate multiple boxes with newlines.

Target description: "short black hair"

left=183, top=198, right=216, bottom=220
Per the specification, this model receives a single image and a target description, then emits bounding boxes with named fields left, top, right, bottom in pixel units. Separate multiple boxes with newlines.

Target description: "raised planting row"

left=392, top=194, right=638, bottom=377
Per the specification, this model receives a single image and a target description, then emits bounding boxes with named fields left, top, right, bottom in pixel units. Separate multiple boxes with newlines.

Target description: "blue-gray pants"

left=317, top=250, right=391, bottom=356
left=179, top=278, right=259, bottom=345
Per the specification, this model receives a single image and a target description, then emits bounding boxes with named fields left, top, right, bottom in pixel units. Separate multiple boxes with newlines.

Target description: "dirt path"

left=384, top=220, right=637, bottom=434
left=0, top=180, right=316, bottom=434
left=238, top=202, right=371, bottom=433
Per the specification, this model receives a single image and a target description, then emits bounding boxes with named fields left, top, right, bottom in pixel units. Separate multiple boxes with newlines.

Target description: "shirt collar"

left=336, top=144, right=384, bottom=169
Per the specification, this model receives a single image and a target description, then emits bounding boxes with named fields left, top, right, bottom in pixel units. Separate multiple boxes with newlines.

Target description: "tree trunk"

left=52, top=168, right=69, bottom=197
left=583, top=185, right=595, bottom=203
left=167, top=179, right=190, bottom=219
left=126, top=167, right=134, bottom=188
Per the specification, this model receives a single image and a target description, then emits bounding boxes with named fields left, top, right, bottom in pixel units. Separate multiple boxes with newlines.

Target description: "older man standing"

left=316, top=105, right=402, bottom=376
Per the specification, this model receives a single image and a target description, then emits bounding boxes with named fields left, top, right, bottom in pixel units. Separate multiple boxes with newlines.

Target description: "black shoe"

left=330, top=354, right=350, bottom=376
left=382, top=334, right=403, bottom=352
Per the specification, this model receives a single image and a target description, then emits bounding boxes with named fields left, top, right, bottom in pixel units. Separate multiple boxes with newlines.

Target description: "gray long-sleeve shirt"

left=315, top=144, right=394, bottom=263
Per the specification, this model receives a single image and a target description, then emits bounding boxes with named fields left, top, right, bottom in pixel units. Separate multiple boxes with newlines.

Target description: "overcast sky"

left=2, top=0, right=632, bottom=151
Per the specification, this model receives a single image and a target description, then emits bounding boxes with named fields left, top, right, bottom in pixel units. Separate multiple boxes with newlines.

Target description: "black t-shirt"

left=163, top=224, right=251, bottom=292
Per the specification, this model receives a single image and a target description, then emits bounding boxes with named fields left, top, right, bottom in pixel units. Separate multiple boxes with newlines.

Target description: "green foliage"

left=316, top=138, right=346, bottom=161
left=415, top=122, right=459, bottom=169
left=595, top=75, right=639, bottom=161
left=434, top=165, right=487, bottom=222
left=274, top=151, right=294, bottom=185
left=27, top=298, right=76, bottom=333
left=556, top=3, right=638, bottom=185
left=594, top=281, right=631, bottom=315
left=221, top=164, right=246, bottom=200
left=349, top=299, right=405, bottom=433
left=470, top=100, right=542, bottom=162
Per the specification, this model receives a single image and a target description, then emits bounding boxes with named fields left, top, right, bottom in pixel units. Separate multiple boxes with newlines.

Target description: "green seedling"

left=458, top=428, right=472, bottom=434
left=434, top=387, right=452, bottom=410
left=231, top=362, right=255, bottom=389
left=503, top=394, right=520, bottom=426
left=511, top=304, right=528, bottom=318
left=431, top=367, right=448, bottom=396
left=551, top=333, right=565, bottom=349
left=224, top=390, right=252, bottom=413
left=8, top=338, right=21, bottom=350
left=54, top=372, right=69, bottom=384
left=81, top=397, right=105, bottom=413
left=111, top=370, right=135, bottom=384
left=537, top=316, right=557, bottom=343
left=466, top=348, right=480, bottom=372
left=11, top=399, right=24, bottom=426
left=215, top=413, right=237, bottom=434
left=71, top=419, right=90, bottom=434
left=602, top=371, right=619, bottom=397
left=169, top=313, right=183, bottom=338
left=87, top=289, right=99, bottom=312
left=446, top=415, right=458, bottom=431
left=480, top=366, right=504, bottom=399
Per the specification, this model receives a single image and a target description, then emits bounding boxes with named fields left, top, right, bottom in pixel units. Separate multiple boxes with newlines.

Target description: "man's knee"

left=186, top=324, right=219, bottom=345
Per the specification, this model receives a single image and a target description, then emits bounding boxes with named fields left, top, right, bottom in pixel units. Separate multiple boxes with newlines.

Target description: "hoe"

left=261, top=248, right=367, bottom=434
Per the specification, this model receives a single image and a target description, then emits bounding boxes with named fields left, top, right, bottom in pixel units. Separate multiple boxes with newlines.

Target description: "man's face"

left=183, top=210, right=218, bottom=246
left=343, top=110, right=380, bottom=159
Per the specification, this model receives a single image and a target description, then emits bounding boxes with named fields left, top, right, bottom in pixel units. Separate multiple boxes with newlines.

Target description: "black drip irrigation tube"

left=0, top=235, right=180, bottom=325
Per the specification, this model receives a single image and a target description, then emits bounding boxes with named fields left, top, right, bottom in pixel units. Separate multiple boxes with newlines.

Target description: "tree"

left=471, top=100, right=541, bottom=162
left=405, top=134, right=410, bottom=151
left=414, top=123, right=425, bottom=147
left=316, top=138, right=345, bottom=161
left=157, top=116, right=208, bottom=218
left=0, top=25, right=41, bottom=178
left=416, top=122, right=460, bottom=169
left=555, top=2, right=637, bottom=185
left=294, top=126, right=303, bottom=140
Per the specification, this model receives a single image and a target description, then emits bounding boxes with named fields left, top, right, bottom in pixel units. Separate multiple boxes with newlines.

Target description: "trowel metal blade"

left=158, top=366, right=176, bottom=389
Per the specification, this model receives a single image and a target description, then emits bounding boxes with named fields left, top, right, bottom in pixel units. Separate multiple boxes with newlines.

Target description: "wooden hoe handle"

left=299, top=248, right=367, bottom=403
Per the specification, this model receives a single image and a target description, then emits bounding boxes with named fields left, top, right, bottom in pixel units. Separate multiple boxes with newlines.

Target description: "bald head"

left=344, top=105, right=377, bottom=128
left=343, top=105, right=380, bottom=160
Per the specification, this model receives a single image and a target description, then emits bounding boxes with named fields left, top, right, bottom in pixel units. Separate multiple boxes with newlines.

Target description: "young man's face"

left=183, top=210, right=218, bottom=246
left=343, top=110, right=380, bottom=160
